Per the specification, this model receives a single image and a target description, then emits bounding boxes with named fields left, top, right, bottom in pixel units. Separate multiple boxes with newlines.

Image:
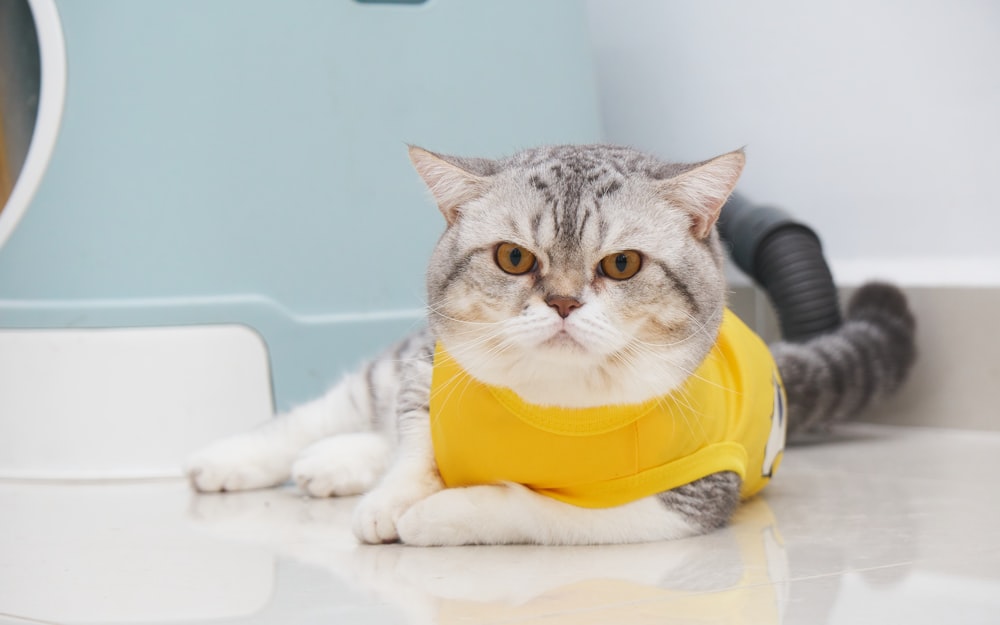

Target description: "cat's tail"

left=770, top=282, right=917, bottom=437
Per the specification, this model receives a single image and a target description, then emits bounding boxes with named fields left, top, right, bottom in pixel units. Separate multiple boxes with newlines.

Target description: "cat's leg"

left=292, top=431, right=390, bottom=497
left=351, top=422, right=442, bottom=544
left=395, top=472, right=742, bottom=546
left=352, top=407, right=444, bottom=544
left=352, top=337, right=446, bottom=544
left=186, top=366, right=380, bottom=493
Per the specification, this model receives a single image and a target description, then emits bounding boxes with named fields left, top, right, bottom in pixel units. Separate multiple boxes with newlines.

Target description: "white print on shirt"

left=762, top=376, right=787, bottom=477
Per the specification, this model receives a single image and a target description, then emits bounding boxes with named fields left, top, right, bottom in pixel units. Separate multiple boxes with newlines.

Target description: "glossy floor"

left=3, top=424, right=999, bottom=625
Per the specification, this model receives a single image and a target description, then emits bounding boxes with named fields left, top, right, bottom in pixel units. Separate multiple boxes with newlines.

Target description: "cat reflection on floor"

left=188, top=487, right=790, bottom=625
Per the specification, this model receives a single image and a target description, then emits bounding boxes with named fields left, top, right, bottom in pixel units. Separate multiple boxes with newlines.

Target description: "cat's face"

left=413, top=145, right=744, bottom=407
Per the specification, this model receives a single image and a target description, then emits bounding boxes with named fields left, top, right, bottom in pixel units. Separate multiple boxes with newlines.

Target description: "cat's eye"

left=495, top=242, right=537, bottom=275
left=599, top=251, right=642, bottom=280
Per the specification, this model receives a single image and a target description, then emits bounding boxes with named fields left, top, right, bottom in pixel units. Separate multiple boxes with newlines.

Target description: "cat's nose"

left=546, top=295, right=583, bottom=318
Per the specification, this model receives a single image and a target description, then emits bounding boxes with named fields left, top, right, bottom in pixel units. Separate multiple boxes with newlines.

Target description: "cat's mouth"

left=541, top=329, right=587, bottom=352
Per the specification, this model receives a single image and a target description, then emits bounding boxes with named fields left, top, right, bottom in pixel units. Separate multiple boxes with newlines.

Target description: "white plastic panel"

left=0, top=324, right=274, bottom=478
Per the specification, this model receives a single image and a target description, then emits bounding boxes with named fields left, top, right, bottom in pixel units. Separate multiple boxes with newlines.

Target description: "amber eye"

left=495, top=242, right=537, bottom=275
left=599, top=251, right=642, bottom=280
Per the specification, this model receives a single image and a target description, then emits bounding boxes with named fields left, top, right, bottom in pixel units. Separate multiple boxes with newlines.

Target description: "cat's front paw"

left=185, top=436, right=291, bottom=493
left=352, top=488, right=420, bottom=544
left=292, top=433, right=389, bottom=498
left=352, top=468, right=444, bottom=544
left=397, top=485, right=520, bottom=546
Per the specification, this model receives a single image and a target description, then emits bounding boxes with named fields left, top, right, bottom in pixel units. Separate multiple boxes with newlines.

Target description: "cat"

left=186, top=144, right=916, bottom=546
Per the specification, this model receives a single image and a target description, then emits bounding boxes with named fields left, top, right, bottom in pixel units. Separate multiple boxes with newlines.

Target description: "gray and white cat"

left=187, top=144, right=915, bottom=546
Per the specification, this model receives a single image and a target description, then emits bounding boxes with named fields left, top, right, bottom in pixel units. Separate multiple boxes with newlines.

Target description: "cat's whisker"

left=433, top=327, right=525, bottom=383
left=425, top=306, right=503, bottom=328
left=607, top=347, right=712, bottom=442
left=628, top=306, right=725, bottom=349
left=624, top=338, right=738, bottom=396
left=445, top=329, right=513, bottom=360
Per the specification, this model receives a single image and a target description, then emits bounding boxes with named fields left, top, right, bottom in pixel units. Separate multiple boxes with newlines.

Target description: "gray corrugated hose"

left=718, top=193, right=842, bottom=342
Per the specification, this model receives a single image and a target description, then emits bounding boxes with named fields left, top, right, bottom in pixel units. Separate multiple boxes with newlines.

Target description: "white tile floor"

left=2, top=423, right=999, bottom=625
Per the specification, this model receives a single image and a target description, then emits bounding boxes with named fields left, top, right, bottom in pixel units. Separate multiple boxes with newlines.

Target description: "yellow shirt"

left=430, top=310, right=786, bottom=508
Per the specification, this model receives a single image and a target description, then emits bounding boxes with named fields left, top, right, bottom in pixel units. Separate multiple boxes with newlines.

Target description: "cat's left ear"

left=656, top=149, right=745, bottom=239
left=408, top=146, right=497, bottom=225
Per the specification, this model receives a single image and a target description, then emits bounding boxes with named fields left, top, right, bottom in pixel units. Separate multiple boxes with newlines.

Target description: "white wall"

left=586, top=0, right=1000, bottom=285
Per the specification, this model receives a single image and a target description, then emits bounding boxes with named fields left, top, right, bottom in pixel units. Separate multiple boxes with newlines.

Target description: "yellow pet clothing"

left=430, top=309, right=786, bottom=508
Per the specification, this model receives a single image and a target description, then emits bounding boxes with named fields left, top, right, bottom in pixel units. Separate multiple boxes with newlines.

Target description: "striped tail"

left=770, top=282, right=917, bottom=437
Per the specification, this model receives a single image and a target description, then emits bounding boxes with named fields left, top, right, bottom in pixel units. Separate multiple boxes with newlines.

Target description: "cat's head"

left=411, top=144, right=744, bottom=408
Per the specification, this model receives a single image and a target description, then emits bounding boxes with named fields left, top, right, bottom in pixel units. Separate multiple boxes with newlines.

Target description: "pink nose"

left=546, top=295, right=583, bottom=318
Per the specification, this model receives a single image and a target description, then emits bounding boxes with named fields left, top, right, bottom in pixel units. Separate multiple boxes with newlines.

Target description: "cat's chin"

left=455, top=345, right=687, bottom=408
left=539, top=331, right=589, bottom=353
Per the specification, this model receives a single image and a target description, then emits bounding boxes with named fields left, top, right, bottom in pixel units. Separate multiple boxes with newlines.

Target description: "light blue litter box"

left=0, top=0, right=602, bottom=476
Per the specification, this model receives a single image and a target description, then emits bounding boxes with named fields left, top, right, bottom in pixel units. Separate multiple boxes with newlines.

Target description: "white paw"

left=185, top=435, right=292, bottom=492
left=292, top=433, right=390, bottom=498
left=352, top=467, right=444, bottom=544
left=352, top=487, right=418, bottom=544
left=397, top=485, right=517, bottom=546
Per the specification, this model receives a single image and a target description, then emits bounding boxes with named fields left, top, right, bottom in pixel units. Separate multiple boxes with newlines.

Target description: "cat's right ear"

left=408, top=146, right=496, bottom=225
